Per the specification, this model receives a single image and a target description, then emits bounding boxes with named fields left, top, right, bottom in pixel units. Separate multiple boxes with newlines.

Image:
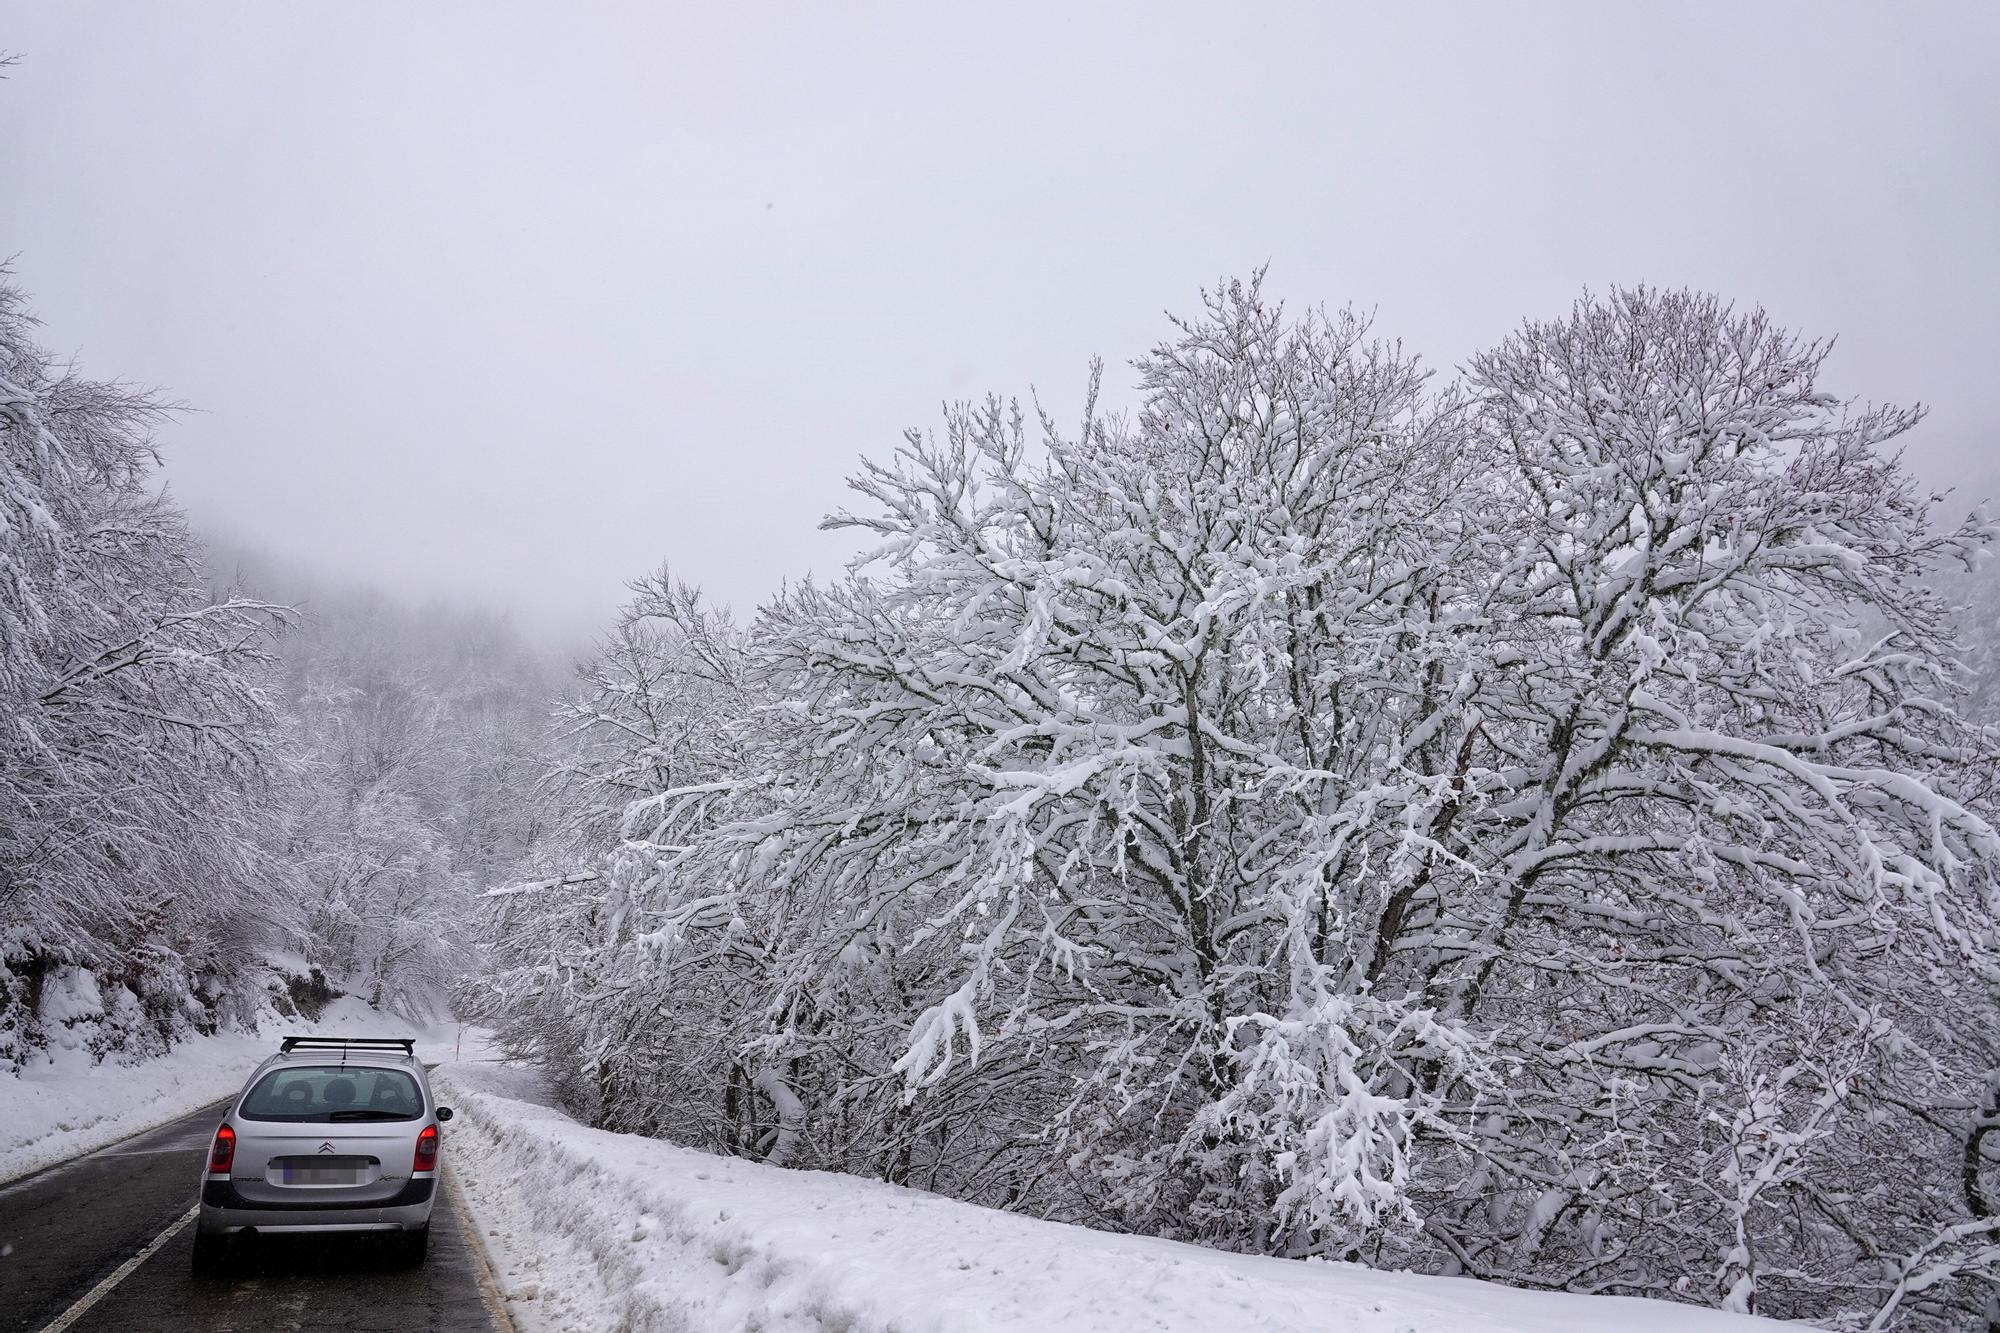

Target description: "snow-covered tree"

left=1404, top=290, right=2000, bottom=1325
left=497, top=280, right=2000, bottom=1329
left=0, top=277, right=296, bottom=1063
left=241, top=573, right=558, bottom=1021
left=482, top=571, right=775, bottom=1143
left=0, top=275, right=561, bottom=1061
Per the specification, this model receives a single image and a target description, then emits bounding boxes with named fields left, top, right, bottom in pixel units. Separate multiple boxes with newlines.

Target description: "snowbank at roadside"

left=0, top=996, right=490, bottom=1185
left=435, top=1061, right=1786, bottom=1333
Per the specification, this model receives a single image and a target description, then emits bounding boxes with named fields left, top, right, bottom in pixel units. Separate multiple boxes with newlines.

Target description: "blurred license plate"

left=279, top=1165, right=365, bottom=1185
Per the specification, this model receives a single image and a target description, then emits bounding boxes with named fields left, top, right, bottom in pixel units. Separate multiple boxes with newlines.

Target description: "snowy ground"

left=435, top=1062, right=1787, bottom=1333
left=0, top=995, right=490, bottom=1185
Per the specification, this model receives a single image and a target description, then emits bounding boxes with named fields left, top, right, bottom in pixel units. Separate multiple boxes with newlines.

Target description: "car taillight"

left=413, top=1124, right=439, bottom=1173
left=209, top=1123, right=235, bottom=1174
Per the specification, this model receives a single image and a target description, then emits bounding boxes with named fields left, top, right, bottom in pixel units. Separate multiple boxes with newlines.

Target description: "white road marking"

left=35, top=1203, right=198, bottom=1333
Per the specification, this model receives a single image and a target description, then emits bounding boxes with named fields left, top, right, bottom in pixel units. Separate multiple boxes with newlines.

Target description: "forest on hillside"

left=4, top=275, right=1998, bottom=1329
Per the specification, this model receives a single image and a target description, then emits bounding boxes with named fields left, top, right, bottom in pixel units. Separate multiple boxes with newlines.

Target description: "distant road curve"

left=0, top=1093, right=508, bottom=1332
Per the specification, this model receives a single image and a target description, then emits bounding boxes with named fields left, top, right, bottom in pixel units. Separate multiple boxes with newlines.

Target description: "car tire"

left=397, top=1224, right=430, bottom=1268
left=190, top=1230, right=230, bottom=1278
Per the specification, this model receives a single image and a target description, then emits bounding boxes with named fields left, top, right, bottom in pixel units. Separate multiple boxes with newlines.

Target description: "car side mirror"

left=436, top=1106, right=454, bottom=1122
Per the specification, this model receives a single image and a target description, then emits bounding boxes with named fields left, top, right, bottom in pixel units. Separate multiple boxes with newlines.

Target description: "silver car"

left=192, top=1035, right=455, bottom=1273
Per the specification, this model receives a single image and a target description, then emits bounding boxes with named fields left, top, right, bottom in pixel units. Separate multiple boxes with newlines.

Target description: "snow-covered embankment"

left=435, top=1062, right=1786, bottom=1333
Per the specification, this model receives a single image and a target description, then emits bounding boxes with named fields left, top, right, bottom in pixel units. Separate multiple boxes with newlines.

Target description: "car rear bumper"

left=197, top=1177, right=435, bottom=1234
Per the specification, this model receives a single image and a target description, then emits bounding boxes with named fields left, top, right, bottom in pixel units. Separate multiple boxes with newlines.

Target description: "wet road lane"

left=0, top=1099, right=505, bottom=1332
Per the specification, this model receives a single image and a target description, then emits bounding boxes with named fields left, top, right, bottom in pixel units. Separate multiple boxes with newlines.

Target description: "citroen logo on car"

left=317, top=1142, right=336, bottom=1154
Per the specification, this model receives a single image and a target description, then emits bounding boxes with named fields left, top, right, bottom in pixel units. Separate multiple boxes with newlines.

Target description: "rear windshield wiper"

left=327, top=1109, right=414, bottom=1121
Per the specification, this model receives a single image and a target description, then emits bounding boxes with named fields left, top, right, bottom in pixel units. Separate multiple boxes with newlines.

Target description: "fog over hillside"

left=3, top=2, right=1997, bottom=637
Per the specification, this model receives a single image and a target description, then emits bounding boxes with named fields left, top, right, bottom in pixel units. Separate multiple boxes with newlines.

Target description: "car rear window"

left=238, top=1064, right=425, bottom=1122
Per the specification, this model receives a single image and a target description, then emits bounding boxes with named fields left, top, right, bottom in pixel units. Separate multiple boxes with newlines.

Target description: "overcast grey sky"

left=3, top=2, right=1996, bottom=640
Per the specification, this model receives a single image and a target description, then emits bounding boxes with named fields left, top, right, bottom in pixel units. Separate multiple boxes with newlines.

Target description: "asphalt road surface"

left=0, top=1098, right=508, bottom=1332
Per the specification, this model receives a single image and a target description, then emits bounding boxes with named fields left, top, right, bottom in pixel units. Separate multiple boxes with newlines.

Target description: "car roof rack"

left=279, top=1036, right=416, bottom=1055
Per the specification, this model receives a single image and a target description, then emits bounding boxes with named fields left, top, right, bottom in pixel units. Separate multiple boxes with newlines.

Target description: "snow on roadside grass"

left=0, top=996, right=490, bottom=1185
left=435, top=1062, right=1787, bottom=1333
